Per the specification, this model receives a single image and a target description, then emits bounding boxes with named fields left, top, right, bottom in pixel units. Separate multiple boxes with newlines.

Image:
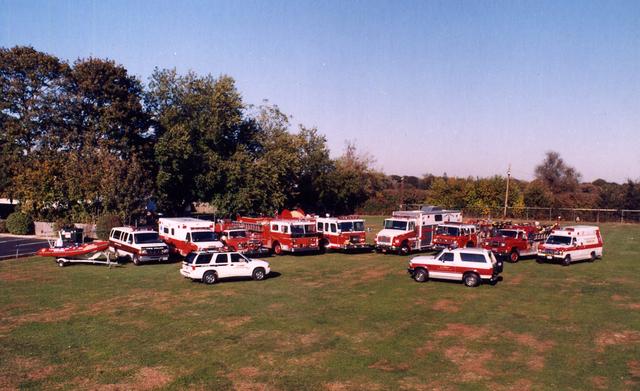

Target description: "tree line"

left=1, top=46, right=638, bottom=223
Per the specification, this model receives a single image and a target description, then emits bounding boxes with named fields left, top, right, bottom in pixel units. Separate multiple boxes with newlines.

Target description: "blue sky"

left=1, top=0, right=638, bottom=182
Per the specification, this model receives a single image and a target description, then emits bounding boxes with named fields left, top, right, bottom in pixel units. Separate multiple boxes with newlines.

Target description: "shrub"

left=96, top=214, right=122, bottom=240
left=6, top=212, right=34, bottom=235
left=0, top=219, right=7, bottom=233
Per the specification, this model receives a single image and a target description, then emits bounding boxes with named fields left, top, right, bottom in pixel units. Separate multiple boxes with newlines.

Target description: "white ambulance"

left=537, top=225, right=603, bottom=266
left=158, top=217, right=224, bottom=257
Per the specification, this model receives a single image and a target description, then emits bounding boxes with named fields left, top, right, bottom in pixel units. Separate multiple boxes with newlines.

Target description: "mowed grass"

left=0, top=218, right=639, bottom=390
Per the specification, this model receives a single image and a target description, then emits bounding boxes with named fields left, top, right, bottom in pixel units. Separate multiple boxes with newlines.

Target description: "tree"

left=534, top=151, right=581, bottom=194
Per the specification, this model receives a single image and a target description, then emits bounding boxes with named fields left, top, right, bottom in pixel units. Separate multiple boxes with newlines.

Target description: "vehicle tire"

left=252, top=267, right=266, bottom=281
left=400, top=242, right=411, bottom=256
left=562, top=255, right=571, bottom=266
left=510, top=249, right=520, bottom=263
left=589, top=252, right=596, bottom=262
left=272, top=242, right=282, bottom=255
left=202, top=271, right=217, bottom=284
left=463, top=272, right=480, bottom=287
left=413, top=268, right=428, bottom=283
left=319, top=239, right=328, bottom=254
left=132, top=255, right=141, bottom=266
left=466, top=242, right=475, bottom=248
left=57, top=259, right=65, bottom=267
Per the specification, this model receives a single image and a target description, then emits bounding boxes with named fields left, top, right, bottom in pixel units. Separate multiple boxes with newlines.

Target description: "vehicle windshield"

left=227, top=230, right=247, bottom=238
left=546, top=235, right=572, bottom=245
left=436, top=226, right=460, bottom=236
left=384, top=220, right=408, bottom=230
left=191, top=231, right=219, bottom=242
left=134, top=232, right=163, bottom=244
left=291, top=224, right=317, bottom=238
left=339, top=221, right=365, bottom=232
left=498, top=230, right=518, bottom=238
left=185, top=252, right=197, bottom=264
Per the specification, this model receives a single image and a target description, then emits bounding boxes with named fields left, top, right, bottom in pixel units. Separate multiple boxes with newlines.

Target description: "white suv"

left=180, top=251, right=271, bottom=284
left=408, top=248, right=503, bottom=287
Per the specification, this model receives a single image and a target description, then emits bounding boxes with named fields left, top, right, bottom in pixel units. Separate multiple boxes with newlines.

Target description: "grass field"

left=1, top=217, right=639, bottom=390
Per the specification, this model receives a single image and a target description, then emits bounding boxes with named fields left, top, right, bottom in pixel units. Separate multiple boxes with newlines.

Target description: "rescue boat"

left=37, top=241, right=109, bottom=258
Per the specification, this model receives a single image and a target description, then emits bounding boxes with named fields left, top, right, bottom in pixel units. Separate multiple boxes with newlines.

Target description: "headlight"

left=500, top=243, right=506, bottom=247
left=393, top=239, right=400, bottom=245
left=162, top=248, right=169, bottom=253
left=141, top=249, right=148, bottom=255
left=555, top=250, right=562, bottom=255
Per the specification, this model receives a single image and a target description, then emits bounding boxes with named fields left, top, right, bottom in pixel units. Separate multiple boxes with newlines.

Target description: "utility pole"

left=503, top=164, right=511, bottom=218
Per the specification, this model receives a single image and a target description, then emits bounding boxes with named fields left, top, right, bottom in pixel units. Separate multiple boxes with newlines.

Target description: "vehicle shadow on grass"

left=189, top=271, right=282, bottom=285
left=414, top=275, right=503, bottom=287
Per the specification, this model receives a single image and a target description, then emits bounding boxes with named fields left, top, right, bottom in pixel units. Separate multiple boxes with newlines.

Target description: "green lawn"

left=1, top=219, right=639, bottom=390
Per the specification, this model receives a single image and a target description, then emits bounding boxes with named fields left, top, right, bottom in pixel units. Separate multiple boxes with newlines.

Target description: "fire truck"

left=237, top=209, right=320, bottom=255
left=432, top=222, right=479, bottom=250
left=315, top=215, right=372, bottom=252
left=375, top=206, right=462, bottom=255
left=213, top=220, right=269, bottom=256
left=158, top=217, right=224, bottom=257
left=481, top=224, right=548, bottom=262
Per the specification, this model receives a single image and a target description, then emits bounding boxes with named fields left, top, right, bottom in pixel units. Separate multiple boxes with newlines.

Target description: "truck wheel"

left=413, top=268, right=428, bottom=283
left=202, top=271, right=217, bottom=284
left=562, top=255, right=571, bottom=266
left=57, top=259, right=65, bottom=267
left=132, top=255, right=141, bottom=266
left=400, top=242, right=411, bottom=256
left=510, top=249, right=520, bottom=263
left=318, top=239, right=328, bottom=254
left=463, top=272, right=480, bottom=287
left=589, top=252, right=596, bottom=262
left=272, top=242, right=282, bottom=255
left=252, top=267, right=266, bottom=281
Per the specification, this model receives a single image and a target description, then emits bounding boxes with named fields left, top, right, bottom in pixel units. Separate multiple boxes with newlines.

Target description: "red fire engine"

left=237, top=209, right=320, bottom=255
left=432, top=222, right=479, bottom=250
left=315, top=215, right=371, bottom=252
left=213, top=220, right=269, bottom=256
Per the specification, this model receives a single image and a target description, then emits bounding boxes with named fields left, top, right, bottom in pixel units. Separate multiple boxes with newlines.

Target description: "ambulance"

left=158, top=217, right=225, bottom=257
left=537, top=225, right=603, bottom=266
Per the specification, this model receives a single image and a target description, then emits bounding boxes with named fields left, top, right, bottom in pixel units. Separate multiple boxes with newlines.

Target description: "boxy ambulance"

left=537, top=225, right=603, bottom=266
left=159, top=217, right=224, bottom=257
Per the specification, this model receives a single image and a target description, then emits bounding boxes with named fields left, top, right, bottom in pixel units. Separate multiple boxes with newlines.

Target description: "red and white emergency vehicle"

left=432, top=222, right=478, bottom=250
left=374, top=206, right=462, bottom=255
left=237, top=209, right=320, bottom=255
left=315, top=215, right=371, bottom=252
left=481, top=224, right=548, bottom=263
left=537, top=225, right=603, bottom=266
left=158, top=217, right=224, bottom=257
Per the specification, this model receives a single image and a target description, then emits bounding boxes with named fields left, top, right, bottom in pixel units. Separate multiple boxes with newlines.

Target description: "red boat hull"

left=37, top=241, right=109, bottom=258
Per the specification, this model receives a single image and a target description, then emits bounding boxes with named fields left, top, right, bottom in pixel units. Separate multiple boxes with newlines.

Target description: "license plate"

left=546, top=255, right=552, bottom=259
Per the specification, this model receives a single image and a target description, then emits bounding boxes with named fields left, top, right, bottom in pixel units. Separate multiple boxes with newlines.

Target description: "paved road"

left=0, top=235, right=50, bottom=260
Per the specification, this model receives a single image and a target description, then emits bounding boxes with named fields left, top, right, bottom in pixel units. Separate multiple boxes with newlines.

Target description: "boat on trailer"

left=37, top=228, right=118, bottom=267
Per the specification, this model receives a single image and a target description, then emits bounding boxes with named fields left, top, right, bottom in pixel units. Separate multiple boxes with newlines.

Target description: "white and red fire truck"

left=375, top=206, right=462, bottom=255
left=315, top=215, right=371, bottom=252
left=237, top=209, right=319, bottom=255
left=158, top=217, right=224, bottom=257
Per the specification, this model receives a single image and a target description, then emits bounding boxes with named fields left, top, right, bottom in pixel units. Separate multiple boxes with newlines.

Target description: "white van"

left=537, top=225, right=603, bottom=266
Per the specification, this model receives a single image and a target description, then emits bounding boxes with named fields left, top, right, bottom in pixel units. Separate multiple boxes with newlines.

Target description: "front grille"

left=146, top=248, right=163, bottom=255
left=377, top=236, right=391, bottom=244
left=491, top=241, right=501, bottom=247
left=545, top=249, right=554, bottom=254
